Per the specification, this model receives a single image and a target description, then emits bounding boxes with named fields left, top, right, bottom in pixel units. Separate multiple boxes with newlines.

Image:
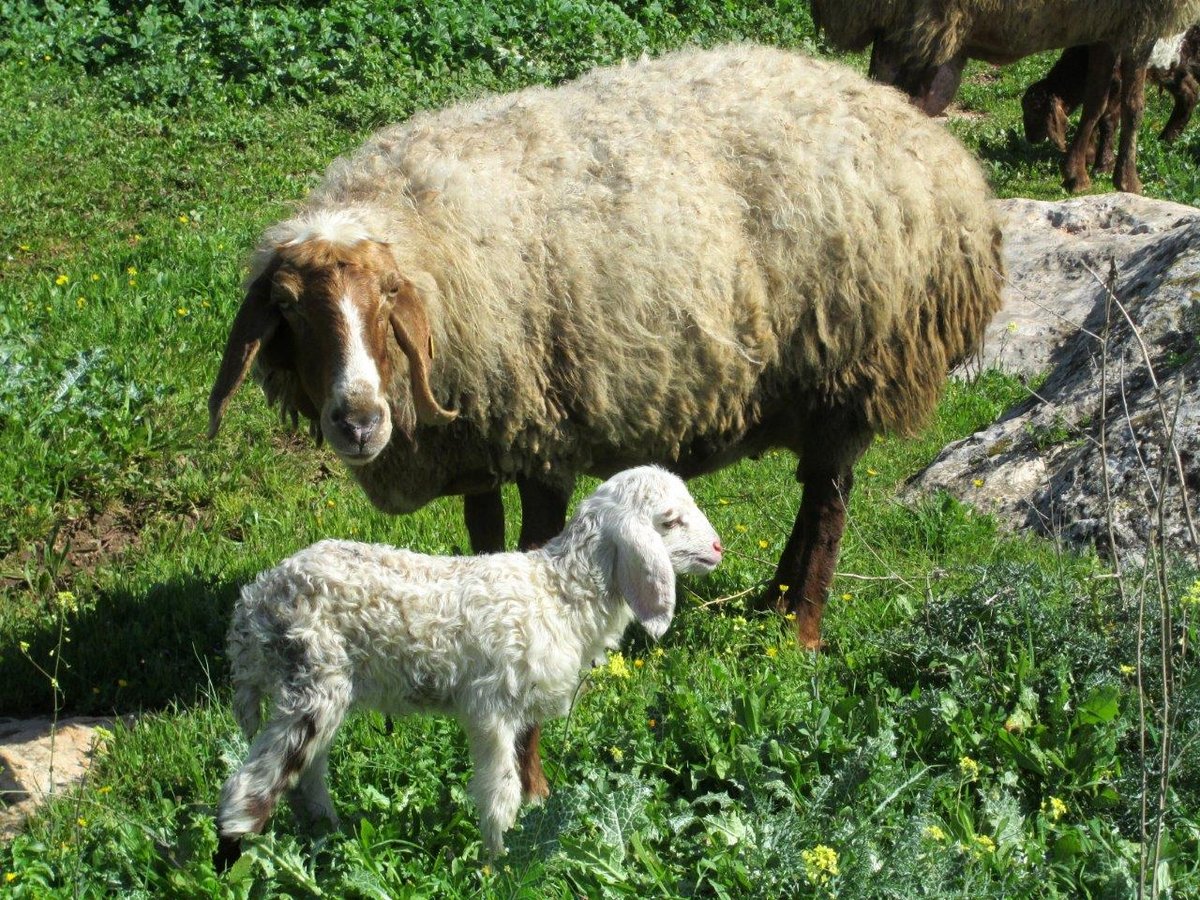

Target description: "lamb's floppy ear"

left=606, top=513, right=676, bottom=640
left=385, top=272, right=458, bottom=426
left=208, top=266, right=280, bottom=438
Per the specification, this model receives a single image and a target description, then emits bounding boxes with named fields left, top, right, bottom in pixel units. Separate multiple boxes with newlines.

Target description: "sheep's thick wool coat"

left=256, top=44, right=1003, bottom=512
left=812, top=0, right=1200, bottom=64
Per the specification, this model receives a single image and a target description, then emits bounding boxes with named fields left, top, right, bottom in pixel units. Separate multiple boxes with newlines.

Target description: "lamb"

left=810, top=0, right=1200, bottom=193
left=1023, top=28, right=1200, bottom=160
left=214, top=466, right=723, bottom=869
left=206, top=44, right=1003, bottom=792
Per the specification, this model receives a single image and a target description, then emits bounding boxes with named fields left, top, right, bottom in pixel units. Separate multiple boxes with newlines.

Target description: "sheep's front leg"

left=1161, top=71, right=1198, bottom=143
left=466, top=719, right=523, bottom=856
left=1062, top=42, right=1118, bottom=193
left=516, top=476, right=573, bottom=550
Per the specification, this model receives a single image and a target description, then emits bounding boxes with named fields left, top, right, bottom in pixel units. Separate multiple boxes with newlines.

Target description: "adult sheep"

left=810, top=0, right=1200, bottom=193
left=208, top=44, right=1000, bottom=662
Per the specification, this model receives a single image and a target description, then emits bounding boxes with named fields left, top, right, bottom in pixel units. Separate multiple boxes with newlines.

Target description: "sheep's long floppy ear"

left=387, top=274, right=458, bottom=426
left=607, top=514, right=676, bottom=640
left=207, top=269, right=279, bottom=439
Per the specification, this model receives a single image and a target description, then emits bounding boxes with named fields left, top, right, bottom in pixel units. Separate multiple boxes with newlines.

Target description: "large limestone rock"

left=0, top=717, right=129, bottom=840
left=912, top=194, right=1200, bottom=557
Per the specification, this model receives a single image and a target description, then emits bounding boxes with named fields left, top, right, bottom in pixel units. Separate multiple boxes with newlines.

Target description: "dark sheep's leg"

left=1063, top=43, right=1118, bottom=193
left=1093, top=66, right=1122, bottom=173
left=516, top=477, right=573, bottom=550
left=1160, top=72, right=1198, bottom=143
left=768, top=469, right=854, bottom=650
left=1113, top=56, right=1147, bottom=194
left=764, top=418, right=872, bottom=650
left=516, top=722, right=549, bottom=802
left=868, top=37, right=905, bottom=86
left=464, top=489, right=506, bottom=553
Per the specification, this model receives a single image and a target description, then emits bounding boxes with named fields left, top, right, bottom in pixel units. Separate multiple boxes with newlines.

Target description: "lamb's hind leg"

left=215, top=678, right=350, bottom=872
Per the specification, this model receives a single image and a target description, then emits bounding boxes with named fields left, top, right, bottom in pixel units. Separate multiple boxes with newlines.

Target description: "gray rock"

left=915, top=194, right=1200, bottom=559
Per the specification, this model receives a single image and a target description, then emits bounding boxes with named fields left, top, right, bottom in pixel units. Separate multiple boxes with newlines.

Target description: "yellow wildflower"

left=76, top=296, right=86, bottom=308
left=718, top=498, right=730, bottom=505
left=959, top=756, right=980, bottom=779
left=972, top=478, right=985, bottom=488
left=778, top=584, right=789, bottom=594
left=866, top=468, right=879, bottom=477
left=178, top=214, right=190, bottom=224
left=651, top=647, right=665, bottom=659
left=841, top=592, right=852, bottom=601
left=5, top=872, right=15, bottom=883
left=19, top=641, right=29, bottom=654
left=923, top=825, right=947, bottom=841
left=90, top=273, right=100, bottom=281
left=1006, top=321, right=1019, bottom=333
left=98, top=785, right=112, bottom=795
left=18, top=244, right=30, bottom=251
left=647, top=718, right=656, bottom=728
left=127, top=266, right=137, bottom=276
left=609, top=746, right=623, bottom=763
left=758, top=539, right=769, bottom=549
left=326, top=499, right=336, bottom=508
left=606, top=653, right=631, bottom=679
left=765, top=646, right=779, bottom=659
left=1119, top=664, right=1135, bottom=676
left=55, top=274, right=69, bottom=285
left=76, top=817, right=87, bottom=827
left=118, top=679, right=128, bottom=688
left=801, top=845, right=839, bottom=885
left=1045, top=796, right=1068, bottom=821
left=974, top=835, right=996, bottom=853
left=633, top=658, right=644, bottom=668
left=177, top=307, right=189, bottom=317
left=734, top=524, right=747, bottom=533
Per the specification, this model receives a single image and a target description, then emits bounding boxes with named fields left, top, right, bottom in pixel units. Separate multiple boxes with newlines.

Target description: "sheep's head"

left=583, top=467, right=723, bottom=640
left=207, top=227, right=457, bottom=466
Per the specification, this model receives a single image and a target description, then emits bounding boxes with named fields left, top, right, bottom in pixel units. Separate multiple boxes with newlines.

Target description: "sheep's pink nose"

left=713, top=539, right=724, bottom=555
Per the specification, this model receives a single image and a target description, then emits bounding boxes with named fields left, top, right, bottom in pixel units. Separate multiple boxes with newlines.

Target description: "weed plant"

left=1, top=2, right=1198, bottom=896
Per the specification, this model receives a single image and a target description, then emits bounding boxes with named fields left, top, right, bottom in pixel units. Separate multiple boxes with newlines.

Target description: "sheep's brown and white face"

left=208, top=219, right=457, bottom=466
left=269, top=243, right=397, bottom=465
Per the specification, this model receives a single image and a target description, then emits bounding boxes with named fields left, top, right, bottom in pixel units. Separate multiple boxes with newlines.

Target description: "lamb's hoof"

left=523, top=782, right=551, bottom=805
left=214, top=835, right=243, bottom=874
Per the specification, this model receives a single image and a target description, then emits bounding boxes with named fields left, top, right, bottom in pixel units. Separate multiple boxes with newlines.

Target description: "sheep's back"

left=318, top=45, right=1001, bottom=469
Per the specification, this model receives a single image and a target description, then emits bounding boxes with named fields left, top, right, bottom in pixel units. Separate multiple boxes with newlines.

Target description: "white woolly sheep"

left=207, top=44, right=1003, bottom=791
left=214, top=466, right=721, bottom=869
left=810, top=0, right=1200, bottom=193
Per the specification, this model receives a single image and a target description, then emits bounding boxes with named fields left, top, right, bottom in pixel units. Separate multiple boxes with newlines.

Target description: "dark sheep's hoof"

left=214, top=835, right=243, bottom=874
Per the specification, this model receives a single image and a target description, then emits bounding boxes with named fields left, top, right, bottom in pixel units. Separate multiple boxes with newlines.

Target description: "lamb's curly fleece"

left=217, top=466, right=721, bottom=855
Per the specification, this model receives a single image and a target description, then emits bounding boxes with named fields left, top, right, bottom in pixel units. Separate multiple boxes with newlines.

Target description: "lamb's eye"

left=661, top=515, right=683, bottom=530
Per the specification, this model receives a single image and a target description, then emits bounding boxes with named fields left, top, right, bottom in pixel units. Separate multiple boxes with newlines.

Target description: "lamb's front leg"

left=466, top=718, right=523, bottom=855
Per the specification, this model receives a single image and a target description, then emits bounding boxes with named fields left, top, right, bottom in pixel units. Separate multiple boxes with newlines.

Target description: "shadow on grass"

left=1, top=572, right=239, bottom=717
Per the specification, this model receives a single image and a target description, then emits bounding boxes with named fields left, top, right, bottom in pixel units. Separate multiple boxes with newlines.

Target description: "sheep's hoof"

left=1062, top=172, right=1091, bottom=194
left=1113, top=172, right=1143, bottom=195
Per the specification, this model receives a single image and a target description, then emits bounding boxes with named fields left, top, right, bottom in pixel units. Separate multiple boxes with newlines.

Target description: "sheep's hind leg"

left=765, top=420, right=871, bottom=651
left=1113, top=56, right=1147, bottom=194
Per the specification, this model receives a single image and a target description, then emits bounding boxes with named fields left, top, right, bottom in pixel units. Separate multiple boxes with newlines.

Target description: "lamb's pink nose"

left=713, top=539, right=724, bottom=555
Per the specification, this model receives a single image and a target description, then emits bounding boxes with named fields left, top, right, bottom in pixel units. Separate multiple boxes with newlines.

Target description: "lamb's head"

left=207, top=214, right=457, bottom=465
left=580, top=466, right=723, bottom=640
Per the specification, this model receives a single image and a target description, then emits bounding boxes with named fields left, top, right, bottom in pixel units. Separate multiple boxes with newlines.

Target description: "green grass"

left=1, top=2, right=1198, bottom=896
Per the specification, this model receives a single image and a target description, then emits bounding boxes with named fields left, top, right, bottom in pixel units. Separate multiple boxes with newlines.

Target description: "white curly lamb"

left=214, top=466, right=722, bottom=869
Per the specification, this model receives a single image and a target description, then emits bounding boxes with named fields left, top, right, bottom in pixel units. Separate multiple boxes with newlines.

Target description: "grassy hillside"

left=1, top=2, right=1197, bottom=896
